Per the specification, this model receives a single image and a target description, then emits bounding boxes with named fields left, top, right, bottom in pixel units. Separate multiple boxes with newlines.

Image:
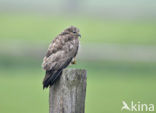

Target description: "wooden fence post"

left=49, top=69, right=87, bottom=113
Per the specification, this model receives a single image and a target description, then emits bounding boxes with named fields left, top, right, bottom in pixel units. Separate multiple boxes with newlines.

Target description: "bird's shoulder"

left=45, top=34, right=76, bottom=58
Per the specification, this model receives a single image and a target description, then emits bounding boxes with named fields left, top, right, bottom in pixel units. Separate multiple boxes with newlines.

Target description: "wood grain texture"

left=49, top=69, right=87, bottom=113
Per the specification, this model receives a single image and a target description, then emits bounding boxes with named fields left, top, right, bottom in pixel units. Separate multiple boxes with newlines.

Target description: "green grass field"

left=0, top=14, right=156, bottom=113
left=0, top=14, right=156, bottom=45
left=0, top=60, right=156, bottom=113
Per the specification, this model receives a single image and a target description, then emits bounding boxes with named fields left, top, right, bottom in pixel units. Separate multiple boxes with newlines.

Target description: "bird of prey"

left=42, top=26, right=81, bottom=89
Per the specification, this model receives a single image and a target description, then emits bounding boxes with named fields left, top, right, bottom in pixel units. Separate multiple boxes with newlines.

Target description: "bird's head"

left=63, top=26, right=81, bottom=38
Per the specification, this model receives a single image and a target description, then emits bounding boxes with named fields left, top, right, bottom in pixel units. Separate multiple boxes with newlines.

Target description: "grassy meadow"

left=0, top=60, right=156, bottom=113
left=0, top=14, right=156, bottom=113
left=0, top=14, right=156, bottom=45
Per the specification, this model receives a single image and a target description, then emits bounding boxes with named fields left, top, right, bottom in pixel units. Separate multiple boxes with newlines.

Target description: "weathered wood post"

left=49, top=69, right=87, bottom=113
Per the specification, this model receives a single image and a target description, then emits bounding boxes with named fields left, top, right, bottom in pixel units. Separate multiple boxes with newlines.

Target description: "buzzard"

left=42, top=26, right=81, bottom=89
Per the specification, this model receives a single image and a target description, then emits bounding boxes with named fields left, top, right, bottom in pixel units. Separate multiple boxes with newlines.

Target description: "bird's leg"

left=71, top=57, right=76, bottom=65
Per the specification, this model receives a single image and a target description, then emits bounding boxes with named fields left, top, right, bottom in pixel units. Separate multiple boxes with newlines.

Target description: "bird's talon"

left=73, top=60, right=76, bottom=64
left=71, top=60, right=76, bottom=64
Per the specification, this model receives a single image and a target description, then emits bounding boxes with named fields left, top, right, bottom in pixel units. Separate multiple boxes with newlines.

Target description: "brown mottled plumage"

left=42, top=26, right=81, bottom=89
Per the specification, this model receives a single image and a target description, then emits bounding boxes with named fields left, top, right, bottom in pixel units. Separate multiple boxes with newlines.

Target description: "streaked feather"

left=42, top=26, right=80, bottom=89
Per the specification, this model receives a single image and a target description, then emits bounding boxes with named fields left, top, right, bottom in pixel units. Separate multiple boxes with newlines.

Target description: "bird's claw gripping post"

left=71, top=58, right=76, bottom=64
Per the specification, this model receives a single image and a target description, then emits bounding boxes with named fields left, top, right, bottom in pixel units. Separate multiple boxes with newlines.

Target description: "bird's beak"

left=78, top=33, right=81, bottom=38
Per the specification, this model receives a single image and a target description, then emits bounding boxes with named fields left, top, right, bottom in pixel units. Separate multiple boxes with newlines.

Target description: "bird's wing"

left=42, top=35, right=65, bottom=70
left=42, top=37, right=79, bottom=88
left=42, top=56, right=73, bottom=88
left=45, top=36, right=64, bottom=58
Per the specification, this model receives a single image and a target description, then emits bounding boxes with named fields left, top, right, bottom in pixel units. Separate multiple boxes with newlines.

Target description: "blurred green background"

left=0, top=0, right=156, bottom=113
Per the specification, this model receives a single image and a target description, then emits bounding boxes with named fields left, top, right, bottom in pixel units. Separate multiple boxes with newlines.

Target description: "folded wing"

left=42, top=35, right=79, bottom=89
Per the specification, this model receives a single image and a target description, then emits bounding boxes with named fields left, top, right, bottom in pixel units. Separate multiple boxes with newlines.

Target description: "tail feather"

left=43, top=70, right=62, bottom=89
left=42, top=58, right=73, bottom=89
left=49, top=70, right=62, bottom=86
left=42, top=70, right=54, bottom=89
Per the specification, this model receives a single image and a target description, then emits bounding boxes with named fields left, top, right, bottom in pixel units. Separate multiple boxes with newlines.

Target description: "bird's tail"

left=42, top=58, right=73, bottom=89
left=43, top=70, right=62, bottom=89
